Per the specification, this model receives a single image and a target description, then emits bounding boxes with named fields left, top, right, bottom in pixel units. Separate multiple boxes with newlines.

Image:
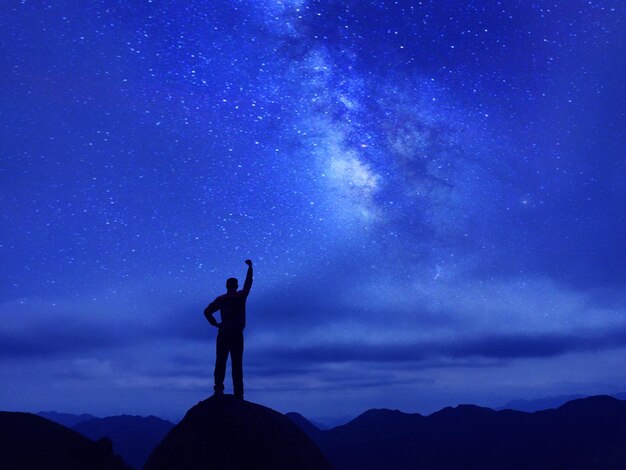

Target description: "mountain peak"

left=349, top=407, right=419, bottom=426
left=144, top=395, right=330, bottom=470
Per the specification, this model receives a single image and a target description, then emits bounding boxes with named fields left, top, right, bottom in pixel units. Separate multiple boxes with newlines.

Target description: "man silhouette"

left=204, top=259, right=253, bottom=399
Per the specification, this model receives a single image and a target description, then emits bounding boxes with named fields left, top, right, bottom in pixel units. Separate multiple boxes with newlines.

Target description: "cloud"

left=0, top=298, right=132, bottom=358
left=0, top=329, right=122, bottom=358
left=250, top=327, right=626, bottom=367
left=155, top=262, right=626, bottom=350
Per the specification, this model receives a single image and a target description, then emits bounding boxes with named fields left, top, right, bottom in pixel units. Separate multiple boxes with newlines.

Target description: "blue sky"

left=1, top=0, right=625, bottom=422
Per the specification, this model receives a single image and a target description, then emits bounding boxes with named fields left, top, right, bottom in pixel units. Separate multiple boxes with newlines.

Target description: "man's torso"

left=215, top=290, right=247, bottom=330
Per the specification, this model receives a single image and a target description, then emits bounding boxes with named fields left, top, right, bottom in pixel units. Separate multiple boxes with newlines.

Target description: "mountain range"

left=7, top=393, right=624, bottom=469
left=287, top=395, right=626, bottom=469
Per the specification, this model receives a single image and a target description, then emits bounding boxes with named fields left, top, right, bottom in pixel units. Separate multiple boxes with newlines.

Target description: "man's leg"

left=230, top=330, right=244, bottom=399
left=213, top=331, right=228, bottom=395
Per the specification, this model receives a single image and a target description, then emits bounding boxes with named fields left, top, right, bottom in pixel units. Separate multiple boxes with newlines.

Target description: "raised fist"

left=245, top=259, right=252, bottom=266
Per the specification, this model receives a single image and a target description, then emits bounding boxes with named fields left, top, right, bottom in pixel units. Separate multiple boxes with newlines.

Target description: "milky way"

left=1, top=1, right=625, bottom=420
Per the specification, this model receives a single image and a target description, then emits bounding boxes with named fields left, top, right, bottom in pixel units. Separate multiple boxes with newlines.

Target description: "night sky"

left=1, top=0, right=625, bottom=423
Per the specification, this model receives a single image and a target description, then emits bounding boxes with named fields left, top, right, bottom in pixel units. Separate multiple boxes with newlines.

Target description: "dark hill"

left=0, top=411, right=129, bottom=470
left=293, top=395, right=626, bottom=469
left=144, top=395, right=330, bottom=470
left=330, top=408, right=422, bottom=443
left=73, top=415, right=174, bottom=470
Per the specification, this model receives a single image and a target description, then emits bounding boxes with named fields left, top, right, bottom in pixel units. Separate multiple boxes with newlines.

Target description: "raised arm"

left=243, top=259, right=253, bottom=296
left=204, top=298, right=221, bottom=327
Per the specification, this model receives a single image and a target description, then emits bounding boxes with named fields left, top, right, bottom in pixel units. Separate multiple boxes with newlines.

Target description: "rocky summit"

left=143, top=395, right=330, bottom=470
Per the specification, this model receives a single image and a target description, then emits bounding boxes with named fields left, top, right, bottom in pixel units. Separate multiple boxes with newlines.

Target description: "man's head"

left=226, top=277, right=238, bottom=292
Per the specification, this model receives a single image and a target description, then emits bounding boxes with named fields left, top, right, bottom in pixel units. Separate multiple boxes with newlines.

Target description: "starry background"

left=1, top=0, right=625, bottom=423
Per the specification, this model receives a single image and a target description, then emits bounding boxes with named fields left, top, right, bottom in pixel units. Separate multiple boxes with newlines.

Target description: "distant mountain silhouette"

left=309, top=417, right=335, bottom=430
left=144, top=395, right=330, bottom=470
left=310, top=414, right=355, bottom=429
left=498, top=391, right=626, bottom=412
left=73, top=415, right=174, bottom=470
left=37, top=410, right=97, bottom=428
left=498, top=393, right=588, bottom=412
left=0, top=411, right=129, bottom=470
left=285, top=412, right=324, bottom=442
left=287, top=395, right=626, bottom=469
